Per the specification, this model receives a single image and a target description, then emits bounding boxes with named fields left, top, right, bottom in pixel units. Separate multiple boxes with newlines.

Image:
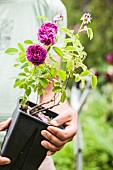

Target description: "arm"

left=0, top=118, right=11, bottom=165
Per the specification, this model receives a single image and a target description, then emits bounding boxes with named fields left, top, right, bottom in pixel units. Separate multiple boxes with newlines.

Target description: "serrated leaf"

left=5, top=48, right=18, bottom=55
left=53, top=46, right=63, bottom=57
left=61, top=91, right=66, bottom=103
left=87, top=28, right=93, bottom=40
left=58, top=70, right=66, bottom=81
left=91, top=74, right=97, bottom=88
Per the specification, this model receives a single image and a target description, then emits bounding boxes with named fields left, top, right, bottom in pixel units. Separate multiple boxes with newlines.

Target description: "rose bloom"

left=26, top=44, right=47, bottom=66
left=37, top=22, right=58, bottom=46
left=53, top=13, right=64, bottom=23
left=81, top=13, right=92, bottom=24
left=105, top=52, right=113, bottom=65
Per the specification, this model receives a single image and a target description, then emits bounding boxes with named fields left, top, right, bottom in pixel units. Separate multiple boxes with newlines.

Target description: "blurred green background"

left=52, top=0, right=113, bottom=169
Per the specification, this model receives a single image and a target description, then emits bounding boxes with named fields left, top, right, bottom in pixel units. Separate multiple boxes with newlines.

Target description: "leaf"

left=87, top=28, right=93, bottom=40
left=58, top=70, right=66, bottom=81
left=36, top=15, right=49, bottom=21
left=5, top=48, right=18, bottom=55
left=25, top=87, right=31, bottom=96
left=53, top=46, right=63, bottom=57
left=65, top=46, right=76, bottom=51
left=75, top=75, right=81, bottom=82
left=13, top=64, right=19, bottom=67
left=52, top=86, right=61, bottom=93
left=18, top=43, right=25, bottom=52
left=50, top=68, right=57, bottom=76
left=61, top=91, right=66, bottom=103
left=19, top=72, right=26, bottom=77
left=24, top=40, right=33, bottom=44
left=39, top=78, right=48, bottom=88
left=81, top=70, right=90, bottom=76
left=21, top=63, right=29, bottom=69
left=66, top=60, right=74, bottom=72
left=18, top=53, right=26, bottom=63
left=91, top=74, right=97, bottom=88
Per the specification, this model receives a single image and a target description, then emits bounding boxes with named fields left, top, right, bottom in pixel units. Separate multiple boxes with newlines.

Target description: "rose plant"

left=5, top=13, right=97, bottom=122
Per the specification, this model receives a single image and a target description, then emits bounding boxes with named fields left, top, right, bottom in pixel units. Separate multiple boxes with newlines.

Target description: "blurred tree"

left=62, top=0, right=113, bottom=71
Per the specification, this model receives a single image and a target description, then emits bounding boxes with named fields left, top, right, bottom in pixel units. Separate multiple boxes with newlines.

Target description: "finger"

left=47, top=151, right=55, bottom=156
left=0, top=118, right=12, bottom=131
left=47, top=125, right=77, bottom=141
left=41, top=130, right=65, bottom=147
left=0, top=156, right=11, bottom=165
left=50, top=112, right=72, bottom=127
left=41, top=140, right=63, bottom=152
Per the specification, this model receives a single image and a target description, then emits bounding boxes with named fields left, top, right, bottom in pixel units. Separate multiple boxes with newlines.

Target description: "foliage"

left=5, top=14, right=96, bottom=111
left=52, top=141, right=75, bottom=170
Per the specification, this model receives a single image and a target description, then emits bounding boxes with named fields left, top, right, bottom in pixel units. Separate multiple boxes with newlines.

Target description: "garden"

left=52, top=0, right=113, bottom=170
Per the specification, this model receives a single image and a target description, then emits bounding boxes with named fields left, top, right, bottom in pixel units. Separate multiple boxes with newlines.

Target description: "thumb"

left=50, top=112, right=71, bottom=126
left=0, top=118, right=12, bottom=131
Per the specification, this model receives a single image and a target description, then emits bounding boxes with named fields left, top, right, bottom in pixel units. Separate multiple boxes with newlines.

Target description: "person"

left=0, top=0, right=78, bottom=169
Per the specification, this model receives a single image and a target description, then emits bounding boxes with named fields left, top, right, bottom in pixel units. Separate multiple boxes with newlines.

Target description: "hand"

left=0, top=118, right=12, bottom=165
left=41, top=110, right=78, bottom=156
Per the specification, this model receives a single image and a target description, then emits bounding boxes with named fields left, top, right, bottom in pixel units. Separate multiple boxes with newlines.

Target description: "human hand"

left=0, top=118, right=12, bottom=165
left=41, top=110, right=78, bottom=156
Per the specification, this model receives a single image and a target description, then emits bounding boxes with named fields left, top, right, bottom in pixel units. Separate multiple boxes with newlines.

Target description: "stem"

left=30, top=93, right=59, bottom=113
left=32, top=101, right=61, bottom=116
left=78, top=22, right=84, bottom=34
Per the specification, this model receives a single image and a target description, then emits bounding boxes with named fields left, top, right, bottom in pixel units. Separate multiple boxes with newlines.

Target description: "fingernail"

left=50, top=120, right=58, bottom=125
left=4, top=159, right=11, bottom=165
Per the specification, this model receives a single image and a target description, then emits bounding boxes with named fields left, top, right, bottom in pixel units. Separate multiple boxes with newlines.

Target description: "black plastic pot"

left=0, top=101, right=63, bottom=170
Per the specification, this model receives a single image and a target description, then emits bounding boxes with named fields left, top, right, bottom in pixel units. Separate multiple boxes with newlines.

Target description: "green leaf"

left=13, top=64, right=19, bottom=67
left=21, top=63, right=29, bottom=69
left=50, top=68, right=57, bottom=76
left=58, top=70, right=66, bottom=81
left=52, top=86, right=61, bottom=93
left=66, top=60, right=74, bottom=72
left=24, top=40, right=33, bottom=44
left=87, top=28, right=93, bottom=40
left=18, top=53, right=26, bottom=63
left=38, top=89, right=45, bottom=95
left=36, top=15, right=49, bottom=21
left=39, top=78, right=48, bottom=88
left=25, top=87, right=31, bottom=96
left=14, top=80, right=21, bottom=88
left=75, top=75, right=81, bottom=82
left=65, top=46, right=76, bottom=51
left=61, top=91, right=66, bottom=103
left=18, top=43, right=25, bottom=52
left=80, top=70, right=90, bottom=76
left=53, top=47, right=63, bottom=57
left=19, top=72, right=26, bottom=77
left=91, top=74, right=97, bottom=88
left=5, top=48, right=18, bottom=55
left=24, top=67, right=30, bottom=73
